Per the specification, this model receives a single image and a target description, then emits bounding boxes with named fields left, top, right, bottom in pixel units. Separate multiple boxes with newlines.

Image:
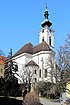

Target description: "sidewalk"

left=40, top=98, right=61, bottom=105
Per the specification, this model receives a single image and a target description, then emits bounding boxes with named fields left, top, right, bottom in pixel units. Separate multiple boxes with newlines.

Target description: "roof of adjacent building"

left=13, top=41, right=52, bottom=57
left=0, top=56, right=7, bottom=65
left=25, top=60, right=39, bottom=67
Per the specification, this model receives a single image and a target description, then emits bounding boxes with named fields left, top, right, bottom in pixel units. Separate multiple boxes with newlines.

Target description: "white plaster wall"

left=13, top=53, right=32, bottom=83
left=32, top=51, right=55, bottom=83
left=13, top=53, right=32, bottom=64
left=13, top=50, right=56, bottom=83
left=39, top=28, right=49, bottom=44
left=33, top=51, right=54, bottom=69
left=51, top=31, right=54, bottom=48
left=39, top=27, right=54, bottom=50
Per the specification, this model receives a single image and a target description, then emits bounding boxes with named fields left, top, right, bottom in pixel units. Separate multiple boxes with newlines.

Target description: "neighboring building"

left=60, top=81, right=70, bottom=105
left=0, top=56, right=7, bottom=78
left=13, top=7, right=60, bottom=84
left=66, top=81, right=70, bottom=98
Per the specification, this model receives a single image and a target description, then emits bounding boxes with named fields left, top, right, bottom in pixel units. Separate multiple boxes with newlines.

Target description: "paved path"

left=40, top=98, right=61, bottom=105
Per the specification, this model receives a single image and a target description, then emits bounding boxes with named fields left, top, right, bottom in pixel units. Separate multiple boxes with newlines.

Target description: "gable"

left=13, top=41, right=53, bottom=57
left=13, top=43, right=33, bottom=57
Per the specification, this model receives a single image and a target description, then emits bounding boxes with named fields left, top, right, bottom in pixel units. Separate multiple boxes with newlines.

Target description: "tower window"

left=42, top=29, right=44, bottom=33
left=49, top=36, right=51, bottom=46
left=42, top=36, right=44, bottom=42
left=39, top=69, right=41, bottom=78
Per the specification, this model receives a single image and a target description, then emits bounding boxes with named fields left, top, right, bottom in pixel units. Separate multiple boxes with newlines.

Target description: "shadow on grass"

left=0, top=97, right=22, bottom=105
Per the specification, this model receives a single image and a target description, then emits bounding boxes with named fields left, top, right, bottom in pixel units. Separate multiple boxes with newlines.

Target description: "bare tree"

left=0, top=50, right=5, bottom=56
left=14, top=62, right=38, bottom=92
left=45, top=54, right=56, bottom=83
left=24, top=66, right=35, bottom=92
left=57, top=34, right=70, bottom=93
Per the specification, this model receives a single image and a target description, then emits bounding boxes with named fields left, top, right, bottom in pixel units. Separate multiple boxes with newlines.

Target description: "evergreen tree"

left=4, top=49, right=20, bottom=96
left=0, top=76, right=5, bottom=95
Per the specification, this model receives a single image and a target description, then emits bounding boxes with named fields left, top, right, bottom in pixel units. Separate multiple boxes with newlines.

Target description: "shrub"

left=36, top=81, right=52, bottom=97
left=35, top=81, right=57, bottom=98
left=23, top=91, right=43, bottom=105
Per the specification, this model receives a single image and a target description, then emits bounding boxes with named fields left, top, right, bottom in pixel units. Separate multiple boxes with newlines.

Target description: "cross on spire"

left=44, top=4, right=49, bottom=19
left=45, top=3, right=48, bottom=9
left=41, top=5, right=52, bottom=27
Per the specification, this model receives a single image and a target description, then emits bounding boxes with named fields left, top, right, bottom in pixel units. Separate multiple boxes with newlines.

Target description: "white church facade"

left=13, top=7, right=60, bottom=84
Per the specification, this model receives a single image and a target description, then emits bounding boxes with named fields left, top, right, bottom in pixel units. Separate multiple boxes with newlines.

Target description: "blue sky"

left=0, top=0, right=70, bottom=56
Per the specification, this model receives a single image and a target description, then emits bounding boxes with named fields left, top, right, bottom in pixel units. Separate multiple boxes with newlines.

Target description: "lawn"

left=0, top=96, right=22, bottom=105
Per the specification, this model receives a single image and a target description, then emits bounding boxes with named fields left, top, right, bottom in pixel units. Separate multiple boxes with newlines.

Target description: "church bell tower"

left=39, top=7, right=54, bottom=50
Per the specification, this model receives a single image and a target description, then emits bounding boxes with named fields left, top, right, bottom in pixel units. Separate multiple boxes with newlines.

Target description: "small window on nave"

left=35, top=70, right=36, bottom=74
left=34, top=78, right=37, bottom=82
left=45, top=69, right=47, bottom=77
left=39, top=69, right=41, bottom=78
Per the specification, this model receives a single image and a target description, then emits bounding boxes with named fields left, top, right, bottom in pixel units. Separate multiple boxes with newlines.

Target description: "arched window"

left=49, top=36, right=51, bottom=46
left=34, top=78, right=37, bottom=82
left=42, top=29, right=44, bottom=33
left=42, top=36, right=44, bottom=42
left=35, top=70, right=36, bottom=74
left=45, top=69, right=47, bottom=77
left=39, top=69, right=41, bottom=78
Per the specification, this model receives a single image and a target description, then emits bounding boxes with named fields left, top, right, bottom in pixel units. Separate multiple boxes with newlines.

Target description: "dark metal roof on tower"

left=41, top=6, right=52, bottom=27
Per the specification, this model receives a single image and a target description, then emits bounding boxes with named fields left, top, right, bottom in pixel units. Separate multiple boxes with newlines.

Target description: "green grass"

left=0, top=96, right=22, bottom=105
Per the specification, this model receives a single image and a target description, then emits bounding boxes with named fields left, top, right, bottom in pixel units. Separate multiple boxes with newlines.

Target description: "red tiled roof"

left=0, top=56, right=7, bottom=65
left=13, top=41, right=52, bottom=57
left=25, top=60, right=39, bottom=67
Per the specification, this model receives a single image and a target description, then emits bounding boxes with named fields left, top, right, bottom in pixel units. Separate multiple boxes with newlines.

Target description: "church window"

left=39, top=69, right=41, bottom=78
left=49, top=36, right=51, bottom=46
left=45, top=69, right=47, bottom=77
left=35, top=78, right=37, bottom=82
left=35, top=70, right=36, bottom=74
left=42, top=29, right=44, bottom=33
left=42, top=36, right=44, bottom=42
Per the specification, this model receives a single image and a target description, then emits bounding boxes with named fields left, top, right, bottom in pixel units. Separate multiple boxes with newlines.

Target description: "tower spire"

left=41, top=6, right=52, bottom=27
left=44, top=5, right=49, bottom=19
left=39, top=6, right=54, bottom=50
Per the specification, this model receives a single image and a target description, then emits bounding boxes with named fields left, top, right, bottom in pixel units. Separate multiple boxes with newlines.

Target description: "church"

left=13, top=7, right=60, bottom=84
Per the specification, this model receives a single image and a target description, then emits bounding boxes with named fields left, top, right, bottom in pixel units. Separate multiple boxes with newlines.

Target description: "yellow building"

left=66, top=81, right=70, bottom=98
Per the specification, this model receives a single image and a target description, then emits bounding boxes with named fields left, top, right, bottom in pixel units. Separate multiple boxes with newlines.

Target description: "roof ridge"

left=13, top=42, right=33, bottom=57
left=33, top=41, right=52, bottom=54
left=13, top=41, right=53, bottom=57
